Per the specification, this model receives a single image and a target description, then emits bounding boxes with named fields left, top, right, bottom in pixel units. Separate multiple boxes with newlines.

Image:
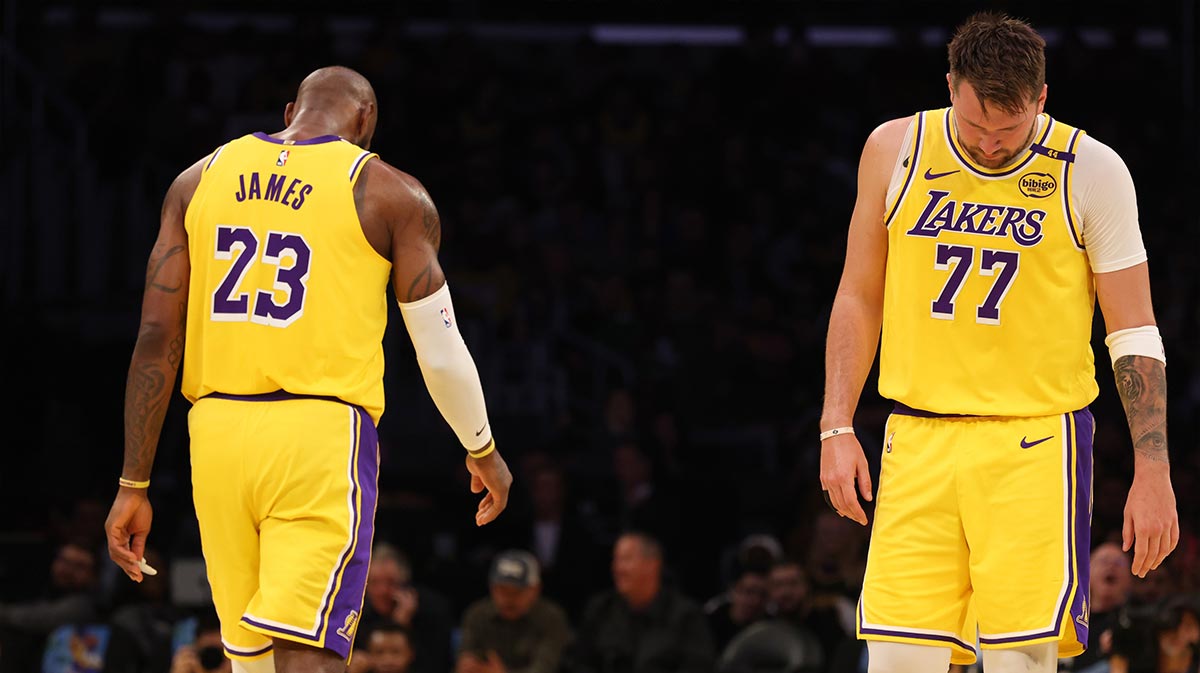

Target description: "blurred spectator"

left=704, top=563, right=770, bottom=652
left=456, top=549, right=572, bottom=673
left=1084, top=595, right=1200, bottom=673
left=167, top=609, right=229, bottom=673
left=353, top=622, right=415, bottom=673
left=0, top=540, right=101, bottom=673
left=567, top=531, right=715, bottom=673
left=102, top=548, right=187, bottom=673
left=357, top=543, right=454, bottom=673
left=1071, top=542, right=1136, bottom=671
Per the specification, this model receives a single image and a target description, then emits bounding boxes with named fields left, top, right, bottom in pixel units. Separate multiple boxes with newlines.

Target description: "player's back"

left=181, top=133, right=391, bottom=422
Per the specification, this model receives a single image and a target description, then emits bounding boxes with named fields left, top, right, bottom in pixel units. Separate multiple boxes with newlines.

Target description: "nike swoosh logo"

left=475, top=423, right=487, bottom=437
left=924, top=168, right=960, bottom=180
left=1020, top=435, right=1054, bottom=449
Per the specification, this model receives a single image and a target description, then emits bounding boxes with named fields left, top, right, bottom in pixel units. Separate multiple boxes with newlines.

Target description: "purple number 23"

left=931, top=243, right=1019, bottom=324
left=212, top=226, right=311, bottom=327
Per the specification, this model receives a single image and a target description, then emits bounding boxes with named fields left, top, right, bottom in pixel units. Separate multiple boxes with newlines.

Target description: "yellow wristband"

left=467, top=439, right=496, bottom=460
left=119, top=477, right=150, bottom=489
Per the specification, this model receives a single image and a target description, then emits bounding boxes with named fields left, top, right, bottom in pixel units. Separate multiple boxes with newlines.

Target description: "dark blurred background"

left=2, top=1, right=1198, bottom=672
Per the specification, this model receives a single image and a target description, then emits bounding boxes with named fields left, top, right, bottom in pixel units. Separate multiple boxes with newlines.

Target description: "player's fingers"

left=839, top=482, right=867, bottom=526
left=1143, top=532, right=1162, bottom=575
left=476, top=493, right=497, bottom=526
left=1169, top=518, right=1180, bottom=556
left=1132, top=525, right=1150, bottom=577
left=470, top=473, right=484, bottom=494
left=131, top=532, right=148, bottom=563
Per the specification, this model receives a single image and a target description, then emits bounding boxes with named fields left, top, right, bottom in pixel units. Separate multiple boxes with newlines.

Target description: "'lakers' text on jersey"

left=879, top=109, right=1097, bottom=416
left=181, top=134, right=390, bottom=422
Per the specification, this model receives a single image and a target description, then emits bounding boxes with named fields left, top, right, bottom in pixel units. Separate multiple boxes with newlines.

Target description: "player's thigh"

left=961, top=409, right=1092, bottom=655
left=859, top=414, right=975, bottom=664
left=866, top=641, right=951, bottom=673
left=241, top=398, right=379, bottom=660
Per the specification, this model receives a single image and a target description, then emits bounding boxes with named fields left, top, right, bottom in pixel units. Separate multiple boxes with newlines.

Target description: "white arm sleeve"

left=1072, top=135, right=1147, bottom=273
left=399, top=283, right=493, bottom=452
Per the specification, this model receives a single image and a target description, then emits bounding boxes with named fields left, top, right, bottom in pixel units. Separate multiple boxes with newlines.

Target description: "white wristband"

left=1104, top=325, right=1166, bottom=369
left=820, top=427, right=855, bottom=441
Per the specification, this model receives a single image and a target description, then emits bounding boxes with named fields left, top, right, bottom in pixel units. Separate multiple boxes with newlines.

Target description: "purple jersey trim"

left=945, top=111, right=1053, bottom=179
left=1063, top=129, right=1086, bottom=250
left=252, top=131, right=341, bottom=146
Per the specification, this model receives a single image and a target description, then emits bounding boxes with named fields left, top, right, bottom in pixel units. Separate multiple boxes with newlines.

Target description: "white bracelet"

left=819, top=427, right=855, bottom=441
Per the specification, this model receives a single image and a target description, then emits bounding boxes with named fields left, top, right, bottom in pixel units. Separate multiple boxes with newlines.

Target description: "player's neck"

left=276, top=111, right=349, bottom=143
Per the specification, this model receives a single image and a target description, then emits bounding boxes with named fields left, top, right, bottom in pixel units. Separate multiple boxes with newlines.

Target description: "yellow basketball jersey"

left=878, top=108, right=1097, bottom=416
left=181, top=133, right=391, bottom=423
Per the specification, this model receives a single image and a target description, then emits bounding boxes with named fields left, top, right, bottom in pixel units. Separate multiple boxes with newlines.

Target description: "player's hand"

left=819, top=434, right=873, bottom=526
left=466, top=449, right=512, bottom=526
left=105, top=486, right=154, bottom=582
left=1123, top=464, right=1178, bottom=577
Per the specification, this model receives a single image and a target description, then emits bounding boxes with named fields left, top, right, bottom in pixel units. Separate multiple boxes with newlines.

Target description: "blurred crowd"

left=3, top=5, right=1199, bottom=673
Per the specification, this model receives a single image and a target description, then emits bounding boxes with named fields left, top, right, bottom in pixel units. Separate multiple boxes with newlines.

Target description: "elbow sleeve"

left=399, top=283, right=492, bottom=452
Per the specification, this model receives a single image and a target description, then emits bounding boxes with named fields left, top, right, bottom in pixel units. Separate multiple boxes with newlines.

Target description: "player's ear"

left=283, top=101, right=295, bottom=127
left=946, top=73, right=955, bottom=103
left=1036, top=83, right=1047, bottom=114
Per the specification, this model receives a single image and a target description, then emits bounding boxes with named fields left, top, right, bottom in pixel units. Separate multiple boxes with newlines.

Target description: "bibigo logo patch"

left=1018, top=172, right=1057, bottom=198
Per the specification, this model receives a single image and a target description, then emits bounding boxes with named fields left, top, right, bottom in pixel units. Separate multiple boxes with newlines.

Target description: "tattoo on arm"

left=400, top=190, right=445, bottom=302
left=147, top=245, right=186, bottom=293
left=1115, top=355, right=1168, bottom=463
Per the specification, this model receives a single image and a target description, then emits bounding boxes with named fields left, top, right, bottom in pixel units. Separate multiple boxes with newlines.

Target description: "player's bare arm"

left=357, top=160, right=512, bottom=525
left=819, top=117, right=908, bottom=526
left=105, top=156, right=204, bottom=582
left=1095, top=262, right=1177, bottom=578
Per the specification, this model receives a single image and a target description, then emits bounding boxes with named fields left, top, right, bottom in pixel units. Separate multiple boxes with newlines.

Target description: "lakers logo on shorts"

left=336, top=610, right=360, bottom=641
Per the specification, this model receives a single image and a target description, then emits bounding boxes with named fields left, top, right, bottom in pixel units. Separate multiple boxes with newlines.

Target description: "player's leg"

left=238, top=396, right=379, bottom=666
left=189, top=397, right=275, bottom=663
left=231, top=654, right=276, bottom=673
left=980, top=642, right=1057, bottom=673
left=866, top=641, right=951, bottom=673
left=858, top=413, right=977, bottom=667
left=962, top=409, right=1093, bottom=663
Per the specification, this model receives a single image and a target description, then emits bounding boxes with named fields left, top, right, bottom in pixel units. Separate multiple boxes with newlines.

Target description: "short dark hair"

left=948, top=12, right=1046, bottom=116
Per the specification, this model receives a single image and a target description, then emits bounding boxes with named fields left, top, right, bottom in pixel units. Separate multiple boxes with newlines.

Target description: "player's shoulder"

left=361, top=156, right=430, bottom=202
left=864, top=115, right=915, bottom=155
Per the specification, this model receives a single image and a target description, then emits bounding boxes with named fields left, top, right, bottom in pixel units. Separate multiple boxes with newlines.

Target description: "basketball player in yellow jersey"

left=819, top=13, right=1178, bottom=673
left=102, top=66, right=513, bottom=673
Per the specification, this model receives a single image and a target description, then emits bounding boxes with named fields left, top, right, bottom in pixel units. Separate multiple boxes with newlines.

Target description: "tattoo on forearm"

left=124, top=359, right=169, bottom=479
left=147, top=245, right=186, bottom=292
left=1115, top=355, right=1169, bottom=463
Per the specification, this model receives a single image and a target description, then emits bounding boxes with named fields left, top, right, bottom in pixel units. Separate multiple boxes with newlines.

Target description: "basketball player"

left=819, top=14, right=1177, bottom=673
left=103, top=66, right=513, bottom=673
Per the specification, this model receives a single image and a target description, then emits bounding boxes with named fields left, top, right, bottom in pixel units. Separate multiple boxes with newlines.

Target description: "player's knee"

left=231, top=652, right=276, bottom=673
left=980, top=642, right=1056, bottom=673
left=866, top=641, right=952, bottom=673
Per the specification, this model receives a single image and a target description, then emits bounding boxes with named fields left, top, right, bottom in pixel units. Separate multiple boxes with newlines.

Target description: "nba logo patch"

left=276, top=150, right=290, bottom=166
left=440, top=307, right=452, bottom=328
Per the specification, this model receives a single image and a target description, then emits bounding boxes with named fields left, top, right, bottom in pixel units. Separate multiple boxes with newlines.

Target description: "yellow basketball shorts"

left=857, top=403, right=1094, bottom=665
left=188, top=392, right=379, bottom=661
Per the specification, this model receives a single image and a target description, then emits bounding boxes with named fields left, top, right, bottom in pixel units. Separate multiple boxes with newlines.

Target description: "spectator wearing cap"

left=455, top=550, right=572, bottom=673
left=567, top=531, right=715, bottom=673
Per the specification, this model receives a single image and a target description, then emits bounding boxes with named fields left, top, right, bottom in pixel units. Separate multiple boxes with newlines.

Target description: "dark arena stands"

left=2, top=1, right=1198, bottom=672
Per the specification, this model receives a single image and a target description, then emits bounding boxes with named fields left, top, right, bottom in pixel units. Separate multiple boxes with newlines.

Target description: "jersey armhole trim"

left=349, top=151, right=377, bottom=184
left=1062, top=129, right=1086, bottom=251
left=204, top=144, right=227, bottom=172
left=884, top=112, right=924, bottom=229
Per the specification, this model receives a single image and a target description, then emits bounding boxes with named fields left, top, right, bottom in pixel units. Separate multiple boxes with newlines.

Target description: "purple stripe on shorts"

left=891, top=401, right=973, bottom=418
left=252, top=131, right=342, bottom=145
left=979, top=407, right=1092, bottom=647
left=319, top=407, right=379, bottom=659
left=858, top=602, right=976, bottom=652
left=1069, top=408, right=1094, bottom=645
left=223, top=642, right=274, bottom=658
left=206, top=390, right=352, bottom=407
left=240, top=615, right=318, bottom=642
